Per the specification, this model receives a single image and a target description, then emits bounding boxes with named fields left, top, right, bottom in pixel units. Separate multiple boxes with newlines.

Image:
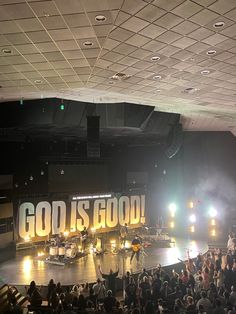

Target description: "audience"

left=5, top=234, right=236, bottom=314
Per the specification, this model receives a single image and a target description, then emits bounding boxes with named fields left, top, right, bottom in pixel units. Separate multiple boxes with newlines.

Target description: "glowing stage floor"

left=0, top=238, right=208, bottom=286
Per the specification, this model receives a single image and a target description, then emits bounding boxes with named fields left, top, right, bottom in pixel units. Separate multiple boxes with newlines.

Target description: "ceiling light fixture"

left=29, top=175, right=33, bottom=181
left=40, top=170, right=44, bottom=175
left=213, top=21, right=225, bottom=28
left=201, top=70, right=210, bottom=75
left=207, top=50, right=216, bottom=56
left=83, top=41, right=93, bottom=47
left=151, top=56, right=160, bottom=61
left=34, top=79, right=42, bottom=84
left=2, top=48, right=12, bottom=54
left=43, top=12, right=50, bottom=17
left=153, top=75, right=162, bottom=80
left=183, top=87, right=198, bottom=94
left=95, top=15, right=107, bottom=22
left=60, top=169, right=64, bottom=175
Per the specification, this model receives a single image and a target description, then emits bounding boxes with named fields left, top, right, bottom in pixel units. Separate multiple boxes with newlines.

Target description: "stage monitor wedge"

left=87, top=116, right=100, bottom=158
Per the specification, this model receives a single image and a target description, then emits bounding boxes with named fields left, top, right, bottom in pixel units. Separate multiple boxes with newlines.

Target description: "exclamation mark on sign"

left=140, top=195, right=145, bottom=224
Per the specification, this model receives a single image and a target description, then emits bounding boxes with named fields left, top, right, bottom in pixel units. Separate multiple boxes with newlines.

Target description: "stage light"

left=211, top=219, right=216, bottom=226
left=60, top=169, right=64, bottom=175
left=24, top=235, right=30, bottom=242
left=63, top=230, right=69, bottom=237
left=170, top=221, right=175, bottom=228
left=190, top=225, right=195, bottom=233
left=110, top=239, right=116, bottom=248
left=37, top=251, right=44, bottom=257
left=189, top=201, right=194, bottom=209
left=91, top=227, right=96, bottom=233
left=209, top=206, right=217, bottom=218
left=211, top=229, right=216, bottom=237
left=189, top=214, right=196, bottom=223
left=169, top=203, right=177, bottom=217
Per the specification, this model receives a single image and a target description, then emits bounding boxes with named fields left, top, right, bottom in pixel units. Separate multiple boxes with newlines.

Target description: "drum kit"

left=48, top=239, right=79, bottom=261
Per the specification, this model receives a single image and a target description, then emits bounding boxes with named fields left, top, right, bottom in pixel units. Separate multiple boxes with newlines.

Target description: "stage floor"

left=0, top=238, right=208, bottom=286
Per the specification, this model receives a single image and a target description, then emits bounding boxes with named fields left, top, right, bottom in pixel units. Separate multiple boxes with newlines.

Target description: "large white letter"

left=106, top=198, right=118, bottom=228
left=77, top=201, right=89, bottom=231
left=130, top=195, right=141, bottom=225
left=118, top=196, right=130, bottom=225
left=52, top=201, right=66, bottom=235
left=93, top=199, right=106, bottom=229
left=19, top=202, right=35, bottom=239
left=36, top=201, right=51, bottom=237
left=70, top=201, right=77, bottom=231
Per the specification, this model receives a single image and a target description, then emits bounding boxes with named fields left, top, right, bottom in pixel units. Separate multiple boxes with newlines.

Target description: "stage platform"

left=0, top=238, right=208, bottom=286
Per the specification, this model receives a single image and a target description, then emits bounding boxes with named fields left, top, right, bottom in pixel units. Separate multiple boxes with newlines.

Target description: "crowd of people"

left=8, top=233, right=236, bottom=314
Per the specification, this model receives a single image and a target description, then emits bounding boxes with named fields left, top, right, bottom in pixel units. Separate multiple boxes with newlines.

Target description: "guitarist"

left=80, top=226, right=88, bottom=251
left=130, top=235, right=142, bottom=263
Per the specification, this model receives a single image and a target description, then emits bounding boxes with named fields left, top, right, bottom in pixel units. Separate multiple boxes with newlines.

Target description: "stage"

left=0, top=238, right=208, bottom=286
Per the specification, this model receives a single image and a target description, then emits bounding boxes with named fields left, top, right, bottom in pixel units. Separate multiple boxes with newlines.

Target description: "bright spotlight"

left=189, top=214, right=196, bottom=223
left=170, top=221, right=175, bottom=228
left=189, top=201, right=194, bottom=209
left=190, top=225, right=195, bottom=233
left=211, top=229, right=216, bottom=237
left=209, top=206, right=217, bottom=218
left=169, top=203, right=177, bottom=217
left=211, top=219, right=216, bottom=226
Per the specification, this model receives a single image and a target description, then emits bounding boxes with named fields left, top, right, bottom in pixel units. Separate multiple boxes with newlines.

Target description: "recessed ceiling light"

left=83, top=41, right=93, bottom=47
left=201, top=70, right=210, bottom=75
left=95, top=15, right=107, bottom=22
left=213, top=21, right=225, bottom=28
left=34, top=79, right=42, bottom=84
left=2, top=48, right=12, bottom=54
left=151, top=56, right=160, bottom=61
left=108, top=81, right=114, bottom=85
left=183, top=87, right=198, bottom=94
left=156, top=89, right=161, bottom=93
left=207, top=50, right=216, bottom=55
left=153, top=75, right=162, bottom=80
left=43, top=12, right=50, bottom=17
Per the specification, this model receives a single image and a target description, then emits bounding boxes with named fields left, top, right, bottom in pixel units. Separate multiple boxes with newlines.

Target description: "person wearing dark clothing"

left=99, top=264, right=119, bottom=296
left=80, top=226, right=89, bottom=251
left=47, top=279, right=56, bottom=301
left=103, top=290, right=116, bottom=313
left=152, top=273, right=162, bottom=299
left=130, top=235, right=142, bottom=263
left=125, top=277, right=137, bottom=309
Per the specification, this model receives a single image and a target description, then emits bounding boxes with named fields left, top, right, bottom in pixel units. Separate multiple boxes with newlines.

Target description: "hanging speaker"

left=165, top=123, right=183, bottom=159
left=87, top=116, right=100, bottom=158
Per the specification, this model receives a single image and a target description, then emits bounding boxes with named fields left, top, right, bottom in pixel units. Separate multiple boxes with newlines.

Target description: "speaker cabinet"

left=87, top=116, right=100, bottom=158
left=165, top=123, right=183, bottom=159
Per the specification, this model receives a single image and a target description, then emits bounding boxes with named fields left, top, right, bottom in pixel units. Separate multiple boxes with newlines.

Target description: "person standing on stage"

left=120, top=223, right=128, bottom=247
left=130, top=235, right=142, bottom=263
left=80, top=226, right=88, bottom=251
left=98, top=264, right=119, bottom=296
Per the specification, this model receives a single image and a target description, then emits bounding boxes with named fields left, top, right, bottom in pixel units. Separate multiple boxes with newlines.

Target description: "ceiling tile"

left=114, top=11, right=131, bottom=26
left=172, top=1, right=203, bottom=18
left=190, top=9, right=219, bottom=26
left=103, top=38, right=121, bottom=50
left=1, top=3, right=35, bottom=19
left=208, top=0, right=236, bottom=14
left=113, top=43, right=137, bottom=55
left=4, top=32, right=31, bottom=45
left=187, top=42, right=210, bottom=53
left=62, top=50, right=83, bottom=60
left=220, top=24, right=236, bottom=37
left=102, top=51, right=123, bottom=62
left=109, top=27, right=134, bottom=42
left=152, top=0, right=185, bottom=11
left=188, top=27, right=214, bottom=40
left=127, top=34, right=150, bottom=48
left=54, top=0, right=84, bottom=14
left=171, top=20, right=199, bottom=35
left=136, top=5, right=166, bottom=22
left=121, top=0, right=147, bottom=15
left=172, top=36, right=197, bottom=49
left=33, top=62, right=53, bottom=70
left=29, top=1, right=60, bottom=17
left=14, top=63, right=35, bottom=72
left=64, top=13, right=90, bottom=28
left=43, top=51, right=65, bottom=62
left=15, top=18, right=44, bottom=32
left=50, top=60, right=70, bottom=69
left=121, top=16, right=149, bottom=33
left=56, top=40, right=79, bottom=51
left=142, top=40, right=166, bottom=52
left=154, top=13, right=184, bottom=29
left=0, top=20, right=21, bottom=33
left=158, top=45, right=181, bottom=57
left=26, top=31, right=51, bottom=43
left=49, top=29, right=74, bottom=41
left=140, top=24, right=166, bottom=39
left=71, top=27, right=96, bottom=39
left=24, top=53, right=46, bottom=63
left=40, top=15, right=67, bottom=30
left=68, top=59, right=89, bottom=67
left=157, top=31, right=182, bottom=44
left=35, top=42, right=58, bottom=52
left=202, top=33, right=228, bottom=45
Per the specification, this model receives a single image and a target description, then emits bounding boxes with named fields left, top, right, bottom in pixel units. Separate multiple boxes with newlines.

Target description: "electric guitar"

left=132, top=243, right=141, bottom=252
